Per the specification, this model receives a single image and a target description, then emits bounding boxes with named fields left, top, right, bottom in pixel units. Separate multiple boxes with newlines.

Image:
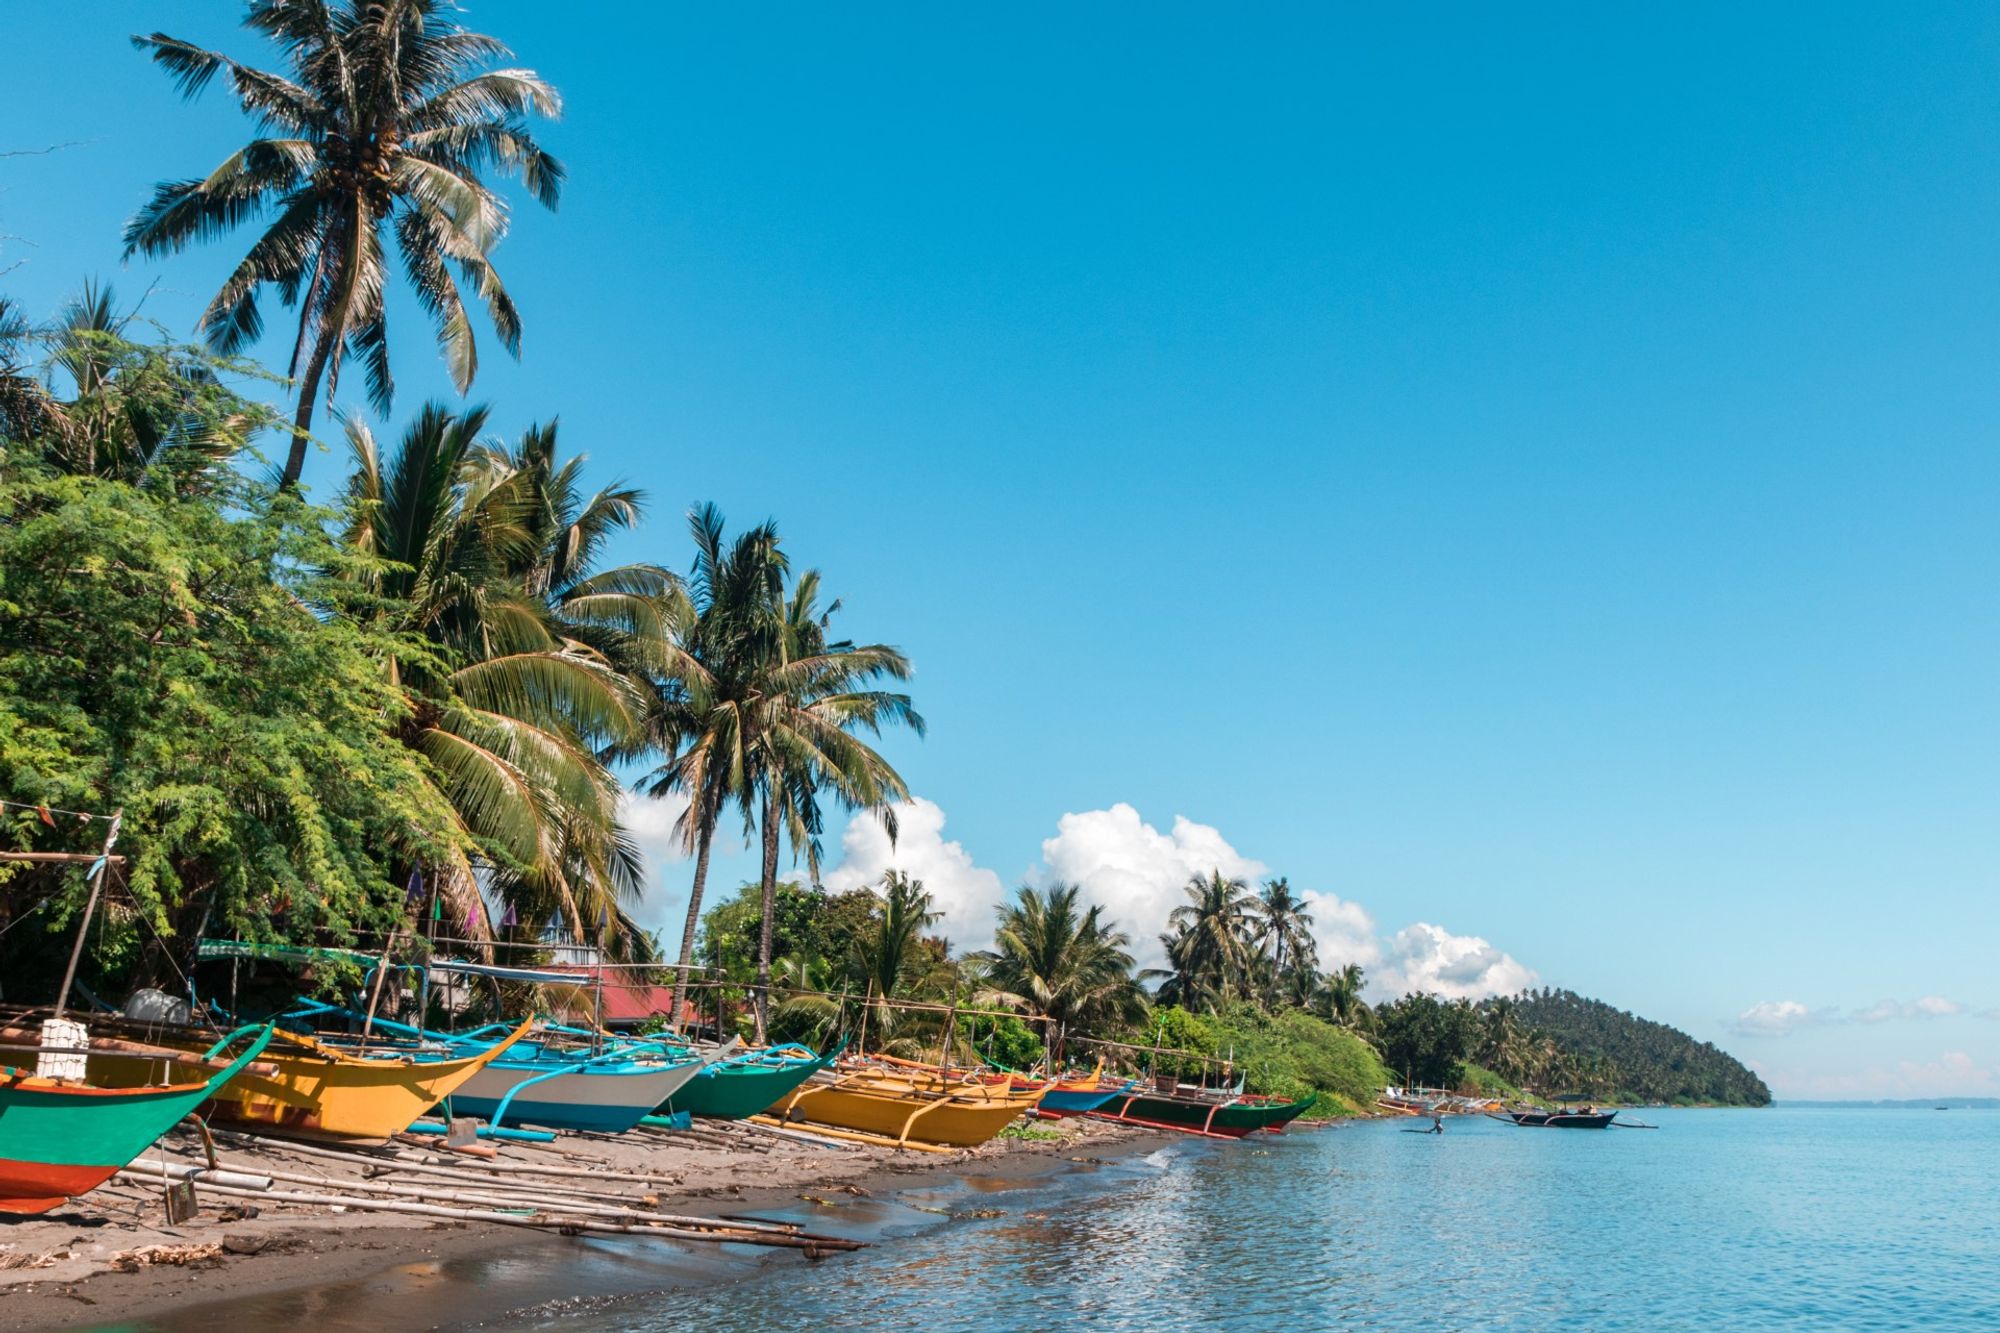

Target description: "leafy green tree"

left=0, top=340, right=465, bottom=995
left=1374, top=992, right=1480, bottom=1088
left=971, top=882, right=1145, bottom=1057
left=126, top=0, right=565, bottom=487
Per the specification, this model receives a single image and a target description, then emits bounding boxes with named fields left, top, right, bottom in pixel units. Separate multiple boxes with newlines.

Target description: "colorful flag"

left=432, top=895, right=443, bottom=922
left=35, top=805, right=53, bottom=828
left=404, top=867, right=424, bottom=902
left=499, top=903, right=517, bottom=928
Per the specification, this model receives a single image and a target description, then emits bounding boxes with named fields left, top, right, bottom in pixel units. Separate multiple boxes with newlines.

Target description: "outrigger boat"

left=284, top=1005, right=705, bottom=1137
left=88, top=1018, right=533, bottom=1142
left=1498, top=1105, right=1619, bottom=1129
left=761, top=1064, right=1044, bottom=1149
left=661, top=1041, right=837, bottom=1121
left=0, top=1024, right=275, bottom=1215
left=1091, top=1074, right=1316, bottom=1139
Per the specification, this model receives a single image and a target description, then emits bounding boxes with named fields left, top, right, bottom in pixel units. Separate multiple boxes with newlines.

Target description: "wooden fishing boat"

left=767, top=1066, right=1044, bottom=1148
left=1033, top=1075, right=1138, bottom=1119
left=661, top=1043, right=834, bottom=1121
left=0, top=1024, right=274, bottom=1215
left=1503, top=1106, right=1618, bottom=1129
left=442, top=1046, right=702, bottom=1134
left=285, top=1008, right=706, bottom=1136
left=89, top=1018, right=533, bottom=1143
left=1092, top=1085, right=1316, bottom=1138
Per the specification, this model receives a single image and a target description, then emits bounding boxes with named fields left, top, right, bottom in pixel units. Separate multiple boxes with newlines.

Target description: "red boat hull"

left=0, top=1159, right=119, bottom=1216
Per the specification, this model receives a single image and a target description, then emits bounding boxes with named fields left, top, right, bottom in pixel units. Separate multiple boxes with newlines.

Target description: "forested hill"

left=1509, top=989, right=1771, bottom=1106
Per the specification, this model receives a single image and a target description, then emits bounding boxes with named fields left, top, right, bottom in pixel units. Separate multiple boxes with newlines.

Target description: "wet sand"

left=0, top=1117, right=1172, bottom=1331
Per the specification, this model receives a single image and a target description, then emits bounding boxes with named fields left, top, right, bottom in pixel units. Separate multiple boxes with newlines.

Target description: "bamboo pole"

left=106, top=1175, right=862, bottom=1251
left=52, top=809, right=121, bottom=1020
left=0, top=851, right=128, bottom=864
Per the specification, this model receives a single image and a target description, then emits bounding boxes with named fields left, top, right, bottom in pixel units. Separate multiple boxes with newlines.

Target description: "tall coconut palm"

left=1251, top=876, right=1317, bottom=1005
left=1150, top=871, right=1258, bottom=1013
left=744, top=566, right=923, bottom=1041
left=1318, top=961, right=1373, bottom=1032
left=125, top=0, right=564, bottom=488
left=343, top=404, right=656, bottom=942
left=850, top=870, right=939, bottom=1050
left=646, top=504, right=783, bottom=1024
left=972, top=882, right=1145, bottom=1060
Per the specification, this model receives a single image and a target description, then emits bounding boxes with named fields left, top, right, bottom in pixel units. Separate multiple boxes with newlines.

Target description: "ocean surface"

left=130, top=1107, right=1999, bottom=1332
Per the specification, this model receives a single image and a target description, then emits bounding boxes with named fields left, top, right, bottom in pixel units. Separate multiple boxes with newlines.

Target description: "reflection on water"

left=114, top=1110, right=2000, bottom=1332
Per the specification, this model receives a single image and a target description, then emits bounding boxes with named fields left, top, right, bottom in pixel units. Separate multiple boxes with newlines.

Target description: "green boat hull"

left=0, top=1024, right=273, bottom=1214
left=1093, top=1089, right=1316, bottom=1138
left=659, top=1051, right=829, bottom=1121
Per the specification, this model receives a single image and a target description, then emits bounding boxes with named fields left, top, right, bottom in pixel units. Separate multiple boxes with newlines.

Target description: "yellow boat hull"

left=91, top=1020, right=531, bottom=1143
left=772, top=1070, right=1042, bottom=1147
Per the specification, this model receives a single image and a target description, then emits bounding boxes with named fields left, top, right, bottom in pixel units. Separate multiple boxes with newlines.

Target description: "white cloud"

left=1854, top=996, right=1964, bottom=1023
left=1735, top=996, right=1971, bottom=1036
left=1372, top=922, right=1538, bottom=1001
left=1034, top=803, right=1267, bottom=969
left=1299, top=889, right=1381, bottom=973
left=1732, top=999, right=1824, bottom=1037
left=618, top=789, right=691, bottom=928
left=821, top=798, right=1006, bottom=952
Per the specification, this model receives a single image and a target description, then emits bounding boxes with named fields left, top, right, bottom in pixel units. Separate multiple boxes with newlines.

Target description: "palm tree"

left=1149, top=871, right=1258, bottom=1013
left=646, top=504, right=783, bottom=1024
left=342, top=404, right=657, bottom=943
left=125, top=0, right=564, bottom=488
left=744, top=567, right=922, bottom=1041
left=1317, top=961, right=1373, bottom=1032
left=851, top=870, right=939, bottom=1050
left=1252, top=877, right=1316, bottom=1005
left=972, top=883, right=1145, bottom=1060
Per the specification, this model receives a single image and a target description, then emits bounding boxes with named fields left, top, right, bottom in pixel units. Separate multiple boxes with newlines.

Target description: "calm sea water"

left=130, top=1108, right=1999, bottom=1332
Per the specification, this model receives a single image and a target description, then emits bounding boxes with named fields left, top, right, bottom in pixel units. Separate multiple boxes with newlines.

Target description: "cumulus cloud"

left=1372, top=922, right=1539, bottom=1001
left=618, top=789, right=691, bottom=927
left=1732, top=1000, right=1826, bottom=1037
left=1734, top=996, right=1969, bottom=1037
left=821, top=798, right=1006, bottom=951
left=1034, top=803, right=1267, bottom=969
left=1299, top=889, right=1381, bottom=973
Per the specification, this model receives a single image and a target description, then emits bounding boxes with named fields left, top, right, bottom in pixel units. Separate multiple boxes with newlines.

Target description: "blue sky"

left=4, top=3, right=1997, bottom=1097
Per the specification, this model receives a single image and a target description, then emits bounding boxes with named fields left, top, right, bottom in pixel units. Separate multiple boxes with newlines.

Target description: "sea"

left=122, top=1107, right=1998, bottom=1332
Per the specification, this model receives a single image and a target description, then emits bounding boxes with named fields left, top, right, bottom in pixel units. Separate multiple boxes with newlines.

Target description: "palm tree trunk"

left=667, top=821, right=716, bottom=1034
left=281, top=325, right=333, bottom=490
left=753, top=784, right=781, bottom=1045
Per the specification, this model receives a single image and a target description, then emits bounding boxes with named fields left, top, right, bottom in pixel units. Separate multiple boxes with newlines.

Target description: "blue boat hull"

left=1034, top=1085, right=1131, bottom=1118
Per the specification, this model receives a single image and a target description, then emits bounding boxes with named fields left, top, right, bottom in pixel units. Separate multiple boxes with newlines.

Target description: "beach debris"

left=109, top=1243, right=224, bottom=1272
left=0, top=1249, right=70, bottom=1271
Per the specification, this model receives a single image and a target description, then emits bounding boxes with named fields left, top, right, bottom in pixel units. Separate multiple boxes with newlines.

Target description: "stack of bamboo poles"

left=110, top=1128, right=863, bottom=1255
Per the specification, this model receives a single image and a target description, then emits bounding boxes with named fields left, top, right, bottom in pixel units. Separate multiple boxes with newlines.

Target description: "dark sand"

left=0, top=1117, right=1177, bottom=1331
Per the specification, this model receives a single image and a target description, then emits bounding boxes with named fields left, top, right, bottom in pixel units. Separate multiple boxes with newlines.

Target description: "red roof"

left=543, top=966, right=698, bottom=1028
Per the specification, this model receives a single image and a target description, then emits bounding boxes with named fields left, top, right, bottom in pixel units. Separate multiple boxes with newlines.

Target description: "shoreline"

left=0, top=1117, right=1183, bottom=1331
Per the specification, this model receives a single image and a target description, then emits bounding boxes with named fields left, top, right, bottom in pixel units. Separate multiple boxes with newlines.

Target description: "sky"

left=3, top=3, right=1997, bottom=1098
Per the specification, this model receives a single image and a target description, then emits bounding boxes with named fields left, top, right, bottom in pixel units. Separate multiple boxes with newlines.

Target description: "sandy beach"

left=0, top=1115, right=1174, bottom=1331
